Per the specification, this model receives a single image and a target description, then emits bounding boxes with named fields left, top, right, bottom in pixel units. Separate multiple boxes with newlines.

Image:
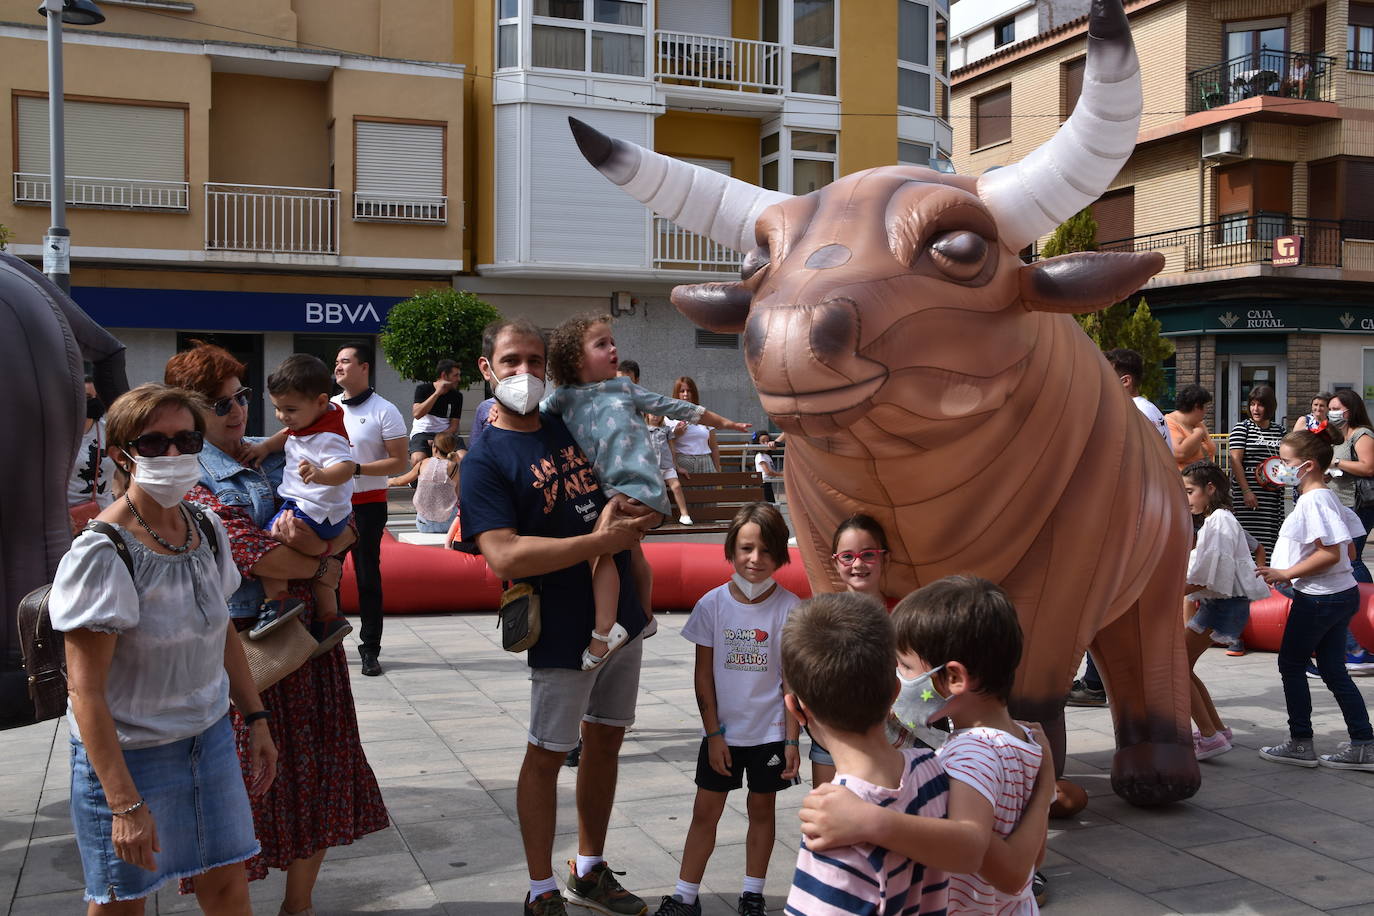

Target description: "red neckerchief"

left=289, top=402, right=350, bottom=442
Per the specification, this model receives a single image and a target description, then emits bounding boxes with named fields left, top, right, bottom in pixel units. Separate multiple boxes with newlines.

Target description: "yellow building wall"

left=327, top=67, right=466, bottom=261
left=0, top=38, right=211, bottom=253
left=209, top=74, right=330, bottom=189
left=839, top=0, right=897, bottom=176
left=456, top=0, right=495, bottom=268
left=654, top=112, right=761, bottom=184
left=0, top=0, right=300, bottom=46
left=732, top=1, right=760, bottom=42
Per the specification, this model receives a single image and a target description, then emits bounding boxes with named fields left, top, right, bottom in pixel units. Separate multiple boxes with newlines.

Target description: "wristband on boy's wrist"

left=784, top=739, right=799, bottom=746
left=705, top=725, right=725, bottom=738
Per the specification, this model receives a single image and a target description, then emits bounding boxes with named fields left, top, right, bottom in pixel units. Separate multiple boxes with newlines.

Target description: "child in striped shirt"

left=799, top=577, right=1055, bottom=915
left=782, top=593, right=957, bottom=915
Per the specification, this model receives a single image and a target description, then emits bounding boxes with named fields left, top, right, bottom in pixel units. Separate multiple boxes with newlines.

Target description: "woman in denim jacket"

left=166, top=341, right=388, bottom=916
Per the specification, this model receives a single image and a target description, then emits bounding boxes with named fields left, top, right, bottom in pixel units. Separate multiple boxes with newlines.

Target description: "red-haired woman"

left=666, top=376, right=721, bottom=479
left=165, top=341, right=388, bottom=916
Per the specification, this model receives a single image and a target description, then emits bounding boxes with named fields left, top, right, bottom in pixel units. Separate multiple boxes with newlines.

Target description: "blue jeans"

left=1277, top=587, right=1373, bottom=742
left=1350, top=504, right=1374, bottom=584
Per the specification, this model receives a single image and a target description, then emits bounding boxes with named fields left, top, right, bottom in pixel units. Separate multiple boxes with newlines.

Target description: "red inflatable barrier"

left=1242, top=582, right=1374, bottom=652
left=339, top=532, right=814, bottom=615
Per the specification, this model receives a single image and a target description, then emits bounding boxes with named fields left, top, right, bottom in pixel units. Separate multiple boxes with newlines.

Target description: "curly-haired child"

left=543, top=312, right=750, bottom=669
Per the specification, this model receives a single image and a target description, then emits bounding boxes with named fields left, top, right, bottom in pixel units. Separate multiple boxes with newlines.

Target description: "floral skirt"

left=182, top=589, right=388, bottom=889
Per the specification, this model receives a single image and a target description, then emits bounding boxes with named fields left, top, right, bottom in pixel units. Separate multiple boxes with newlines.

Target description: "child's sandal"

left=580, top=622, right=628, bottom=670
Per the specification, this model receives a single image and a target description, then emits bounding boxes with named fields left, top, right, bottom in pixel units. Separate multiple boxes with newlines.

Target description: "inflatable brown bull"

left=573, top=0, right=1199, bottom=805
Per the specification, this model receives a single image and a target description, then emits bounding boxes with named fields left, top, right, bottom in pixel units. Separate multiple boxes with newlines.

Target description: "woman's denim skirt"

left=70, top=714, right=258, bottom=902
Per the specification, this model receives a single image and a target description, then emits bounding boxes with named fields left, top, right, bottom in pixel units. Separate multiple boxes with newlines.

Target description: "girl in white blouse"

left=1181, top=461, right=1271, bottom=762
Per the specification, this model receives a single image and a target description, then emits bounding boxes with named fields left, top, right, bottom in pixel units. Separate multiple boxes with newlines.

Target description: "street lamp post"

left=38, top=0, right=104, bottom=295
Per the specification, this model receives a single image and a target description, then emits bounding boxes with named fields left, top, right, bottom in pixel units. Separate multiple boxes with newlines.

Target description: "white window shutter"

left=354, top=121, right=447, bottom=222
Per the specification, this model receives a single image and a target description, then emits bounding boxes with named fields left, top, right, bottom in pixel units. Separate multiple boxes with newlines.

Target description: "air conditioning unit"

left=1201, top=124, right=1244, bottom=160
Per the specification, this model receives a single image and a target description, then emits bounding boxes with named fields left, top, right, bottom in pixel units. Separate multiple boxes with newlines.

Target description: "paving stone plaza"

left=5, top=610, right=1374, bottom=915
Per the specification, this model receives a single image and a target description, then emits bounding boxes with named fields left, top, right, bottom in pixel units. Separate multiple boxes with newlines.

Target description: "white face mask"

left=493, top=372, right=545, bottom=416
left=1328, top=409, right=1346, bottom=425
left=893, top=664, right=954, bottom=750
left=131, top=454, right=203, bottom=508
left=731, top=572, right=776, bottom=600
left=1272, top=460, right=1310, bottom=488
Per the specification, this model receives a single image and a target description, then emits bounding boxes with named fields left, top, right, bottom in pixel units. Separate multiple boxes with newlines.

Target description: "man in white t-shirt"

left=333, top=342, right=408, bottom=676
left=753, top=432, right=783, bottom=503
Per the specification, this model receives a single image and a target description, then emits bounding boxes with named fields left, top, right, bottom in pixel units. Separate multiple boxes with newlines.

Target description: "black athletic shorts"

left=694, top=739, right=796, bottom=793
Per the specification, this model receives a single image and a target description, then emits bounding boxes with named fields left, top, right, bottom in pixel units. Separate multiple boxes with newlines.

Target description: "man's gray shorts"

left=528, top=635, right=643, bottom=752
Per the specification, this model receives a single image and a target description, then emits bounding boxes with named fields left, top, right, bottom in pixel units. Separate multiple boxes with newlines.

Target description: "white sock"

left=674, top=879, right=700, bottom=903
left=742, top=875, right=766, bottom=895
left=530, top=876, right=559, bottom=899
left=576, top=854, right=604, bottom=878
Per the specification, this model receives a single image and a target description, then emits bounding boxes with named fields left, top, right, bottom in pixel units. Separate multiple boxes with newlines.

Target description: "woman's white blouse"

left=667, top=419, right=712, bottom=455
left=49, top=512, right=241, bottom=749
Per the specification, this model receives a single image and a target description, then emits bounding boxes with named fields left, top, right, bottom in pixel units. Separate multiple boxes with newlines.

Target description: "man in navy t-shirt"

left=461, top=317, right=654, bottom=916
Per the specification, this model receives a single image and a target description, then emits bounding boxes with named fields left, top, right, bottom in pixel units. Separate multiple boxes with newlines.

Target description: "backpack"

left=17, top=506, right=220, bottom=723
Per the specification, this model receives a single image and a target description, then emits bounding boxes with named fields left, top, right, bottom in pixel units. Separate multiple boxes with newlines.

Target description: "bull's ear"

left=1020, top=251, right=1164, bottom=314
left=670, top=282, right=754, bottom=333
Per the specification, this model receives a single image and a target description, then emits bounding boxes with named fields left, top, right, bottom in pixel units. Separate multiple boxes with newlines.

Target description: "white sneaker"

left=678, top=515, right=694, bottom=526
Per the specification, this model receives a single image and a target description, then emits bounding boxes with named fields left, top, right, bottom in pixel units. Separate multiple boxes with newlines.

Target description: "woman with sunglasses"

left=164, top=342, right=387, bottom=916
left=49, top=384, right=277, bottom=913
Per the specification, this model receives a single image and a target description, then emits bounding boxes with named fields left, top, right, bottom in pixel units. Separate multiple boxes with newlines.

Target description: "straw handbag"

left=236, top=617, right=315, bottom=691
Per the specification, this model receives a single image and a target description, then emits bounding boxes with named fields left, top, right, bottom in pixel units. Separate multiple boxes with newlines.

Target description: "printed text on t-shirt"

left=724, top=626, right=770, bottom=671
left=529, top=444, right=600, bottom=517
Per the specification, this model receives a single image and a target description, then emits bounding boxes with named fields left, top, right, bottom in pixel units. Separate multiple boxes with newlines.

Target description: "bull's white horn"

left=977, top=0, right=1143, bottom=252
left=569, top=117, right=791, bottom=255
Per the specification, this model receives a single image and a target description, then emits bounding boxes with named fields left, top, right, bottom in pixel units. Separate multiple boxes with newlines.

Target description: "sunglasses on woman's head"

left=832, top=548, right=887, bottom=566
left=125, top=430, right=205, bottom=457
left=212, top=387, right=252, bottom=416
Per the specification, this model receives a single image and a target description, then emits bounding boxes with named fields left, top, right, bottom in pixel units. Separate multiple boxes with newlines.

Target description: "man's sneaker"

left=248, top=597, right=305, bottom=640
left=1226, top=639, right=1247, bottom=657
left=308, top=617, right=353, bottom=658
left=1065, top=679, right=1107, bottom=707
left=1319, top=741, right=1374, bottom=771
left=1195, top=730, right=1233, bottom=761
left=1306, top=662, right=1323, bottom=679
left=1259, top=738, right=1319, bottom=767
left=565, top=860, right=647, bottom=916
left=525, top=890, right=570, bottom=916
left=1032, top=871, right=1048, bottom=907
left=738, top=892, right=767, bottom=916
left=1347, top=650, right=1374, bottom=675
left=652, top=897, right=700, bottom=916
left=564, top=739, right=582, bottom=769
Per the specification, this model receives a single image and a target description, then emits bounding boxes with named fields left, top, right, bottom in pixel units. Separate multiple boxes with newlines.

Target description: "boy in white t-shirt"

left=800, top=576, right=1055, bottom=915
left=251, top=354, right=356, bottom=650
left=656, top=503, right=801, bottom=916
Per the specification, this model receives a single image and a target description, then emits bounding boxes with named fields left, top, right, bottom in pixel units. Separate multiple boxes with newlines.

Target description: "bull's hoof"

left=1111, top=741, right=1200, bottom=806
left=1050, top=778, right=1088, bottom=818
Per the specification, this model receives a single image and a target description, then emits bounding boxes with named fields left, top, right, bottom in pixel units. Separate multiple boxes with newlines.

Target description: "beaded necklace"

left=124, top=494, right=193, bottom=553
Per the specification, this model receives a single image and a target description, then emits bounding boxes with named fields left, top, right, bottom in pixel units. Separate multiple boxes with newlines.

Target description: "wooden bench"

left=648, top=471, right=766, bottom=535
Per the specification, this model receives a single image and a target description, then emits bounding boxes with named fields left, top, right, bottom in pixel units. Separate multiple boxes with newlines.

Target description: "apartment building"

left=0, top=0, right=464, bottom=430
left=455, top=0, right=955, bottom=423
left=951, top=0, right=1374, bottom=430
left=950, top=0, right=1089, bottom=69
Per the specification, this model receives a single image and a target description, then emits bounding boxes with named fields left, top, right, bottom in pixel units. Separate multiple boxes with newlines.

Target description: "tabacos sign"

left=305, top=301, right=383, bottom=325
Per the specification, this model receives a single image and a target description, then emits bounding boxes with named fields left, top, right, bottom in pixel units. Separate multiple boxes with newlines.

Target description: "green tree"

left=1042, top=208, right=1175, bottom=400
left=379, top=289, right=501, bottom=384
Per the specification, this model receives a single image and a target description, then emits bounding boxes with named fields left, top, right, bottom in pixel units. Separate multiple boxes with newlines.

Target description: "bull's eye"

left=928, top=230, right=988, bottom=280
left=741, top=246, right=770, bottom=281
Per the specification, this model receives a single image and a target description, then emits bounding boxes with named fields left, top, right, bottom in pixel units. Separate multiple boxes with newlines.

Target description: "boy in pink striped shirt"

left=798, top=578, right=1054, bottom=915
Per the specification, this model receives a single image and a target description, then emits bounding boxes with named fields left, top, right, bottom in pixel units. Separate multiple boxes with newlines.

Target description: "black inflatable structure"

left=0, top=252, right=127, bottom=727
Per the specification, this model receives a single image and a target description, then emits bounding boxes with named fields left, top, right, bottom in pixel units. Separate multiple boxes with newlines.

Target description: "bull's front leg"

left=1091, top=588, right=1200, bottom=807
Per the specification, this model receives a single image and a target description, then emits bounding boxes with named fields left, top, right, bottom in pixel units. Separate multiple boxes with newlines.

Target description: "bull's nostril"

left=805, top=244, right=852, bottom=270
left=811, top=299, right=857, bottom=362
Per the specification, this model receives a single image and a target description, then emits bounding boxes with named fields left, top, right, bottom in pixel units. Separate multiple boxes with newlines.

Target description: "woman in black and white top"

left=1228, top=384, right=1286, bottom=554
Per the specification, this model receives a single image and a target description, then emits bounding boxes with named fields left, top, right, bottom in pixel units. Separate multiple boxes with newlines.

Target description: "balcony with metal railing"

left=353, top=192, right=448, bottom=224
left=1188, top=50, right=1335, bottom=113
left=12, top=172, right=189, bottom=211
left=1350, top=49, right=1374, bottom=72
left=653, top=30, right=784, bottom=94
left=653, top=217, right=743, bottom=271
left=204, top=182, right=339, bottom=256
left=1029, top=216, right=1374, bottom=272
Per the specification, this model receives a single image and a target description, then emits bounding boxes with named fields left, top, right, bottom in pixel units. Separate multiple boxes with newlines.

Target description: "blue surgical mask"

left=893, top=664, right=954, bottom=750
left=1272, top=460, right=1310, bottom=487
